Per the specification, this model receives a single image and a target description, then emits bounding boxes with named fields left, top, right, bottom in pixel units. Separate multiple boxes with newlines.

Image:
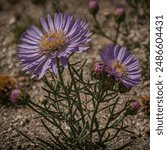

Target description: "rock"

left=9, top=17, right=16, bottom=25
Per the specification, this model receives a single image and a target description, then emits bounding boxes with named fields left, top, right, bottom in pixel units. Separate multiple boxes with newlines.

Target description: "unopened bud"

left=10, top=89, right=30, bottom=105
left=91, top=61, right=107, bottom=79
left=131, top=100, right=140, bottom=110
left=125, top=100, right=141, bottom=115
left=114, top=7, right=125, bottom=23
left=89, top=0, right=99, bottom=16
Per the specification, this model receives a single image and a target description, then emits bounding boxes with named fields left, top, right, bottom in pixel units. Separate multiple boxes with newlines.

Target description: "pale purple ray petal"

left=122, top=55, right=133, bottom=65
left=77, top=46, right=89, bottom=52
left=18, top=47, right=39, bottom=54
left=22, top=55, right=46, bottom=71
left=54, top=13, right=61, bottom=30
left=61, top=14, right=67, bottom=29
left=129, top=74, right=141, bottom=79
left=59, top=57, right=68, bottom=68
left=38, top=58, right=51, bottom=79
left=40, top=17, right=49, bottom=32
left=100, top=48, right=111, bottom=67
left=22, top=33, right=39, bottom=42
left=49, top=59, right=57, bottom=74
left=117, top=47, right=126, bottom=62
left=30, top=57, right=49, bottom=78
left=65, top=16, right=75, bottom=33
left=26, top=28, right=41, bottom=40
left=47, top=14, right=55, bottom=32
left=21, top=38, right=38, bottom=45
left=19, top=53, right=39, bottom=59
left=18, top=44, right=39, bottom=49
left=31, top=25, right=43, bottom=37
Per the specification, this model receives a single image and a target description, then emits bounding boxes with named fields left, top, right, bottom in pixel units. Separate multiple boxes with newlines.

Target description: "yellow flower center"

left=111, top=60, right=127, bottom=77
left=39, top=31, right=68, bottom=53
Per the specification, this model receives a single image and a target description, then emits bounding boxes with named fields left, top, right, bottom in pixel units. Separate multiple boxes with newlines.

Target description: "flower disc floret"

left=111, top=60, right=126, bottom=77
left=39, top=31, right=68, bottom=53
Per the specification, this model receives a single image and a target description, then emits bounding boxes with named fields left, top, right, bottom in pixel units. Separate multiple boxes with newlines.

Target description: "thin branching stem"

left=68, top=64, right=85, bottom=125
left=27, top=102, right=69, bottom=139
left=114, top=22, right=121, bottom=44
left=89, top=83, right=105, bottom=141
left=93, top=14, right=113, bottom=42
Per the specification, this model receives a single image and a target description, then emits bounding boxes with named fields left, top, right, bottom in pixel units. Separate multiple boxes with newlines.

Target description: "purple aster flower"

left=18, top=13, right=92, bottom=79
left=100, top=45, right=141, bottom=88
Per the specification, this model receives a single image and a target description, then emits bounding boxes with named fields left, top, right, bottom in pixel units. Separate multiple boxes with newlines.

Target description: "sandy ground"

left=0, top=0, right=149, bottom=149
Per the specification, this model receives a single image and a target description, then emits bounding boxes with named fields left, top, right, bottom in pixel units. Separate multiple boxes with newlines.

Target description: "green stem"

left=111, top=115, right=127, bottom=128
left=124, top=20, right=129, bottom=35
left=114, top=22, right=121, bottom=44
left=89, top=86, right=104, bottom=141
left=27, top=102, right=68, bottom=139
left=56, top=61, right=71, bottom=102
left=56, top=61, right=81, bottom=137
left=113, top=141, right=132, bottom=150
left=99, top=116, right=111, bottom=144
left=41, top=119, right=67, bottom=149
left=92, top=107, right=127, bottom=133
left=68, top=65, right=85, bottom=125
left=98, top=97, right=119, bottom=144
left=89, top=99, right=101, bottom=141
left=70, top=65, right=97, bottom=108
left=93, top=15, right=113, bottom=42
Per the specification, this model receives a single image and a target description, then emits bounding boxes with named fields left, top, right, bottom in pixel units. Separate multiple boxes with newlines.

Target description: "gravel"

left=0, top=0, right=149, bottom=149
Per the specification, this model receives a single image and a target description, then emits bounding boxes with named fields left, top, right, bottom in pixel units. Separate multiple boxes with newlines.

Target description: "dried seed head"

left=0, top=75, right=16, bottom=94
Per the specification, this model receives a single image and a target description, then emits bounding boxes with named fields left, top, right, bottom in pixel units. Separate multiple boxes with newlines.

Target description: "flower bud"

left=125, top=100, right=141, bottom=115
left=10, top=89, right=21, bottom=103
left=89, top=0, right=99, bottom=16
left=10, top=89, right=30, bottom=105
left=131, top=100, right=140, bottom=110
left=114, top=7, right=125, bottom=23
left=91, top=61, right=107, bottom=80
